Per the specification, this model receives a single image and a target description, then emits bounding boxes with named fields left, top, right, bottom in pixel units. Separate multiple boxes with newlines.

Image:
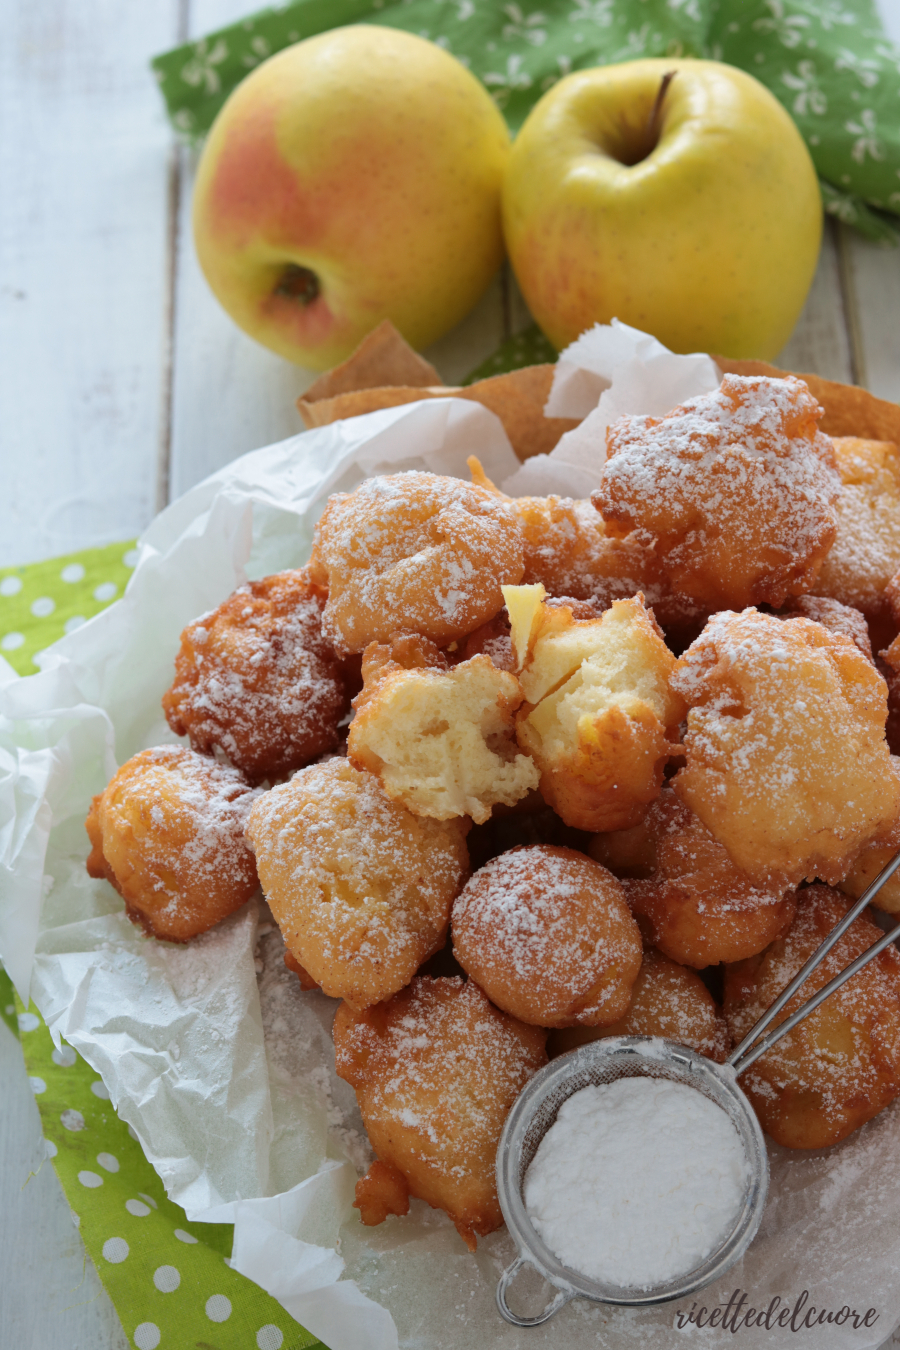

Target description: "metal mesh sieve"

left=494, top=849, right=900, bottom=1327
left=495, top=1036, right=769, bottom=1326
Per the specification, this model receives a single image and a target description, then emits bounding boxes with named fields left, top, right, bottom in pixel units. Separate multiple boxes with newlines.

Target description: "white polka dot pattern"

left=133, top=1324, right=161, bottom=1350
left=103, top=1237, right=129, bottom=1264
left=205, top=1295, right=232, bottom=1323
left=257, top=1327, right=285, bottom=1350
left=153, top=1265, right=181, bottom=1293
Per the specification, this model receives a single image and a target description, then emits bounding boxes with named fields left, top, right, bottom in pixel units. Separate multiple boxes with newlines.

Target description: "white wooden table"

left=3, top=3, right=900, bottom=1347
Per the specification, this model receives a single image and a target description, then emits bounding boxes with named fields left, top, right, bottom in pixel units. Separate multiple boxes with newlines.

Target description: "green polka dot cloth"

left=0, top=554, right=326, bottom=1349
left=0, top=542, right=141, bottom=677
left=1, top=966, right=323, bottom=1350
left=151, top=0, right=900, bottom=245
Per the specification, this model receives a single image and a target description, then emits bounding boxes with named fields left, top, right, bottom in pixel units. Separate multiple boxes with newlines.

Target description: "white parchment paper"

left=2, top=332, right=900, bottom=1350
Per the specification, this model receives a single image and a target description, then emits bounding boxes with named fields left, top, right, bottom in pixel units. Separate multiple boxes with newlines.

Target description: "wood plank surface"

left=0, top=1020, right=129, bottom=1350
left=4, top=2, right=900, bottom=1347
left=0, top=1, right=180, bottom=568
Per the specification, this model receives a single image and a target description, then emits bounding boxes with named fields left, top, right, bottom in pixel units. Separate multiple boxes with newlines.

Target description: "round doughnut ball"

left=550, top=949, right=729, bottom=1062
left=245, top=759, right=470, bottom=1010
left=85, top=746, right=260, bottom=942
left=308, top=471, right=525, bottom=654
left=725, top=885, right=900, bottom=1148
left=162, top=568, right=349, bottom=783
left=452, top=844, right=642, bottom=1027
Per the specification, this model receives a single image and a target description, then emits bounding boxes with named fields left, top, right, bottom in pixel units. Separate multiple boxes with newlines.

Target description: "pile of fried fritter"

left=85, top=373, right=900, bottom=1251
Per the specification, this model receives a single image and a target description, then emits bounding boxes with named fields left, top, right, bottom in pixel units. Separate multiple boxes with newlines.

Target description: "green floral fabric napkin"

left=151, top=0, right=900, bottom=242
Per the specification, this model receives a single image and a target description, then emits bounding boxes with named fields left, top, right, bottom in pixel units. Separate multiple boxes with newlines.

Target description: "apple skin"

left=502, top=59, right=822, bottom=361
left=193, top=26, right=510, bottom=370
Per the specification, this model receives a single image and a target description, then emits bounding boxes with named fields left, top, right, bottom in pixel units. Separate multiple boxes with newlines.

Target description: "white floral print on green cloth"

left=151, top=0, right=900, bottom=242
left=5, top=973, right=323, bottom=1350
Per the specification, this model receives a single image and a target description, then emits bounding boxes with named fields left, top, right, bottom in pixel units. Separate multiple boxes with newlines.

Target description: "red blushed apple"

left=502, top=59, right=822, bottom=361
left=193, top=26, right=511, bottom=371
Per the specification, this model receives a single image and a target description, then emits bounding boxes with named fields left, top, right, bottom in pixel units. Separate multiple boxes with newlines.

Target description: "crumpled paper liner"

left=3, top=332, right=900, bottom=1350
left=295, top=319, right=580, bottom=463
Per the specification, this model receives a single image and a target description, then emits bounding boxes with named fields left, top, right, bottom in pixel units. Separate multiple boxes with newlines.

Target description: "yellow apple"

left=502, top=59, right=822, bottom=360
left=193, top=26, right=511, bottom=370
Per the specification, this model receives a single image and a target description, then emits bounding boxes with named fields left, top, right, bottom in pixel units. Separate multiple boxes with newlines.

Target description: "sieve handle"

left=729, top=848, right=900, bottom=1076
left=496, top=1255, right=574, bottom=1327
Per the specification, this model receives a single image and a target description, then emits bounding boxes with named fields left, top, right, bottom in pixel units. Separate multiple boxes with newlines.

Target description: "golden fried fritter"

left=724, top=885, right=900, bottom=1148
left=354, top=1160, right=410, bottom=1226
left=333, top=976, right=547, bottom=1249
left=838, top=787, right=900, bottom=915
left=467, top=455, right=705, bottom=636
left=308, top=471, right=524, bottom=654
left=550, top=948, right=729, bottom=1062
left=593, top=374, right=840, bottom=610
left=615, top=787, right=797, bottom=969
left=813, top=437, right=900, bottom=620
left=162, top=568, right=349, bottom=783
left=672, top=608, right=900, bottom=889
left=348, top=641, right=539, bottom=824
left=85, top=746, right=260, bottom=941
left=245, top=759, right=469, bottom=1010
left=880, top=633, right=900, bottom=756
left=773, top=594, right=873, bottom=663
left=451, top=845, right=642, bottom=1027
left=506, top=586, right=685, bottom=831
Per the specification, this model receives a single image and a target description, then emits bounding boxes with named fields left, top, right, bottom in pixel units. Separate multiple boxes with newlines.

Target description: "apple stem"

left=274, top=264, right=320, bottom=306
left=645, top=70, right=677, bottom=156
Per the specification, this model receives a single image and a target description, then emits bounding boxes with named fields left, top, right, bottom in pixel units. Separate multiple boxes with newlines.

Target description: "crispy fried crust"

left=308, top=471, right=524, bottom=654
left=593, top=374, right=840, bottom=610
left=724, top=885, right=900, bottom=1148
left=550, top=948, right=729, bottom=1062
left=467, top=456, right=705, bottom=635
left=812, top=438, right=900, bottom=620
left=617, top=787, right=797, bottom=969
left=452, top=844, right=642, bottom=1027
left=774, top=594, right=873, bottom=663
left=162, top=568, right=349, bottom=783
left=334, top=977, right=547, bottom=1249
left=84, top=746, right=260, bottom=942
left=354, top=1160, right=410, bottom=1226
left=672, top=608, right=900, bottom=889
left=245, top=759, right=469, bottom=1010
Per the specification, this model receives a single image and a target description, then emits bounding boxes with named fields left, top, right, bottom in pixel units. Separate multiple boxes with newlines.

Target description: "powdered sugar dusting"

left=452, top=846, right=641, bottom=1025
left=163, top=569, right=348, bottom=782
left=310, top=472, right=524, bottom=652
left=595, top=375, right=840, bottom=608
